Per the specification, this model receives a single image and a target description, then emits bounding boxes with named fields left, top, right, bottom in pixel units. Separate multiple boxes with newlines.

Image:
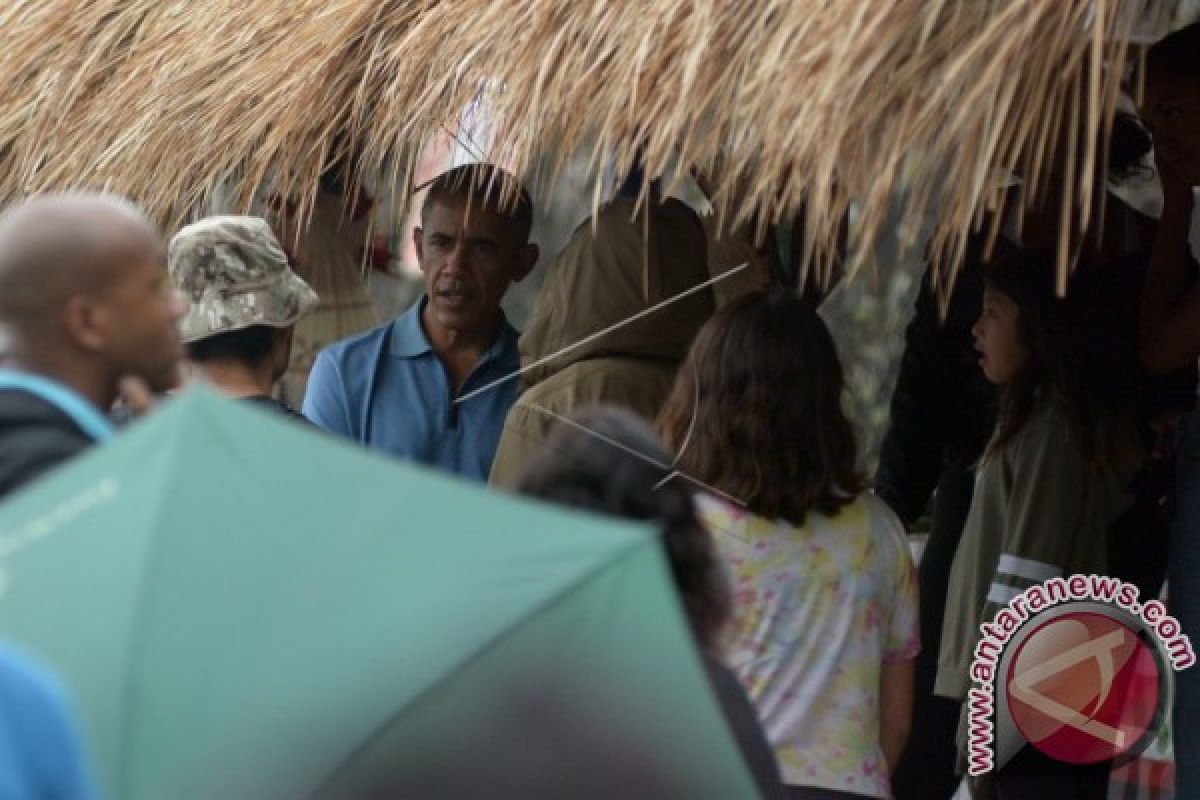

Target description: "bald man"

left=0, top=193, right=184, bottom=500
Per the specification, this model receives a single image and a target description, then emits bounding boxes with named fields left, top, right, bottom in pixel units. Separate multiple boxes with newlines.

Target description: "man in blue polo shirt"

left=303, top=164, right=538, bottom=479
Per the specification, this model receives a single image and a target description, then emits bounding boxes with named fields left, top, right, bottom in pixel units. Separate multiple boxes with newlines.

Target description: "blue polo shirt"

left=302, top=297, right=521, bottom=480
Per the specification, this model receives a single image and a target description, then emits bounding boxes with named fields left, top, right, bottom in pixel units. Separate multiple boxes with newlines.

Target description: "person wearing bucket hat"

left=168, top=215, right=318, bottom=419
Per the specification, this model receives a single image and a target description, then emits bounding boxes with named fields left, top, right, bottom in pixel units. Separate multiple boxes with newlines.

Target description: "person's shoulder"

left=519, top=360, right=673, bottom=425
left=838, top=492, right=913, bottom=555
left=856, top=491, right=906, bottom=530
left=319, top=319, right=395, bottom=362
left=1010, top=394, right=1075, bottom=458
left=693, top=491, right=732, bottom=517
left=311, top=320, right=403, bottom=387
left=0, top=390, right=93, bottom=485
left=693, top=492, right=760, bottom=538
left=0, top=388, right=88, bottom=430
left=586, top=196, right=640, bottom=232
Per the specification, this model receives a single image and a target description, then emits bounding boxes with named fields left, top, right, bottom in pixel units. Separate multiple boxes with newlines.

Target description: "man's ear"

left=412, top=227, right=426, bottom=272
left=62, top=295, right=107, bottom=353
left=512, top=242, right=539, bottom=283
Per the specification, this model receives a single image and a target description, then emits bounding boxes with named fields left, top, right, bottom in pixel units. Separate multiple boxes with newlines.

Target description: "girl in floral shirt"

left=658, top=291, right=919, bottom=799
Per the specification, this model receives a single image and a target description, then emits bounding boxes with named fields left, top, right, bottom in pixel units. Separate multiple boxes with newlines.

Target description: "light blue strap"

left=0, top=369, right=115, bottom=443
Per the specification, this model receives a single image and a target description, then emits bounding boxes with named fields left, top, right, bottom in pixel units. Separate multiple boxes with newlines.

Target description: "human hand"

left=116, top=376, right=157, bottom=418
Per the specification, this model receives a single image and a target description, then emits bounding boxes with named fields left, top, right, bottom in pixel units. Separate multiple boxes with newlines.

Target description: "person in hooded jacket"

left=488, top=175, right=713, bottom=488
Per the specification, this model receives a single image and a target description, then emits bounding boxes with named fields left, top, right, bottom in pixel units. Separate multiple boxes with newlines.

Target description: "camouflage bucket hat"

left=168, top=216, right=319, bottom=343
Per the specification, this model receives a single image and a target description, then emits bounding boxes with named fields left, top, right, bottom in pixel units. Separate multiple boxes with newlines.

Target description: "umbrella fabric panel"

left=0, top=391, right=673, bottom=799
left=312, top=542, right=758, bottom=800
left=0, top=414, right=187, bottom=793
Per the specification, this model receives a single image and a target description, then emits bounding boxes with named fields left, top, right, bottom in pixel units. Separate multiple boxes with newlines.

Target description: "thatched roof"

left=0, top=1, right=1187, bottom=286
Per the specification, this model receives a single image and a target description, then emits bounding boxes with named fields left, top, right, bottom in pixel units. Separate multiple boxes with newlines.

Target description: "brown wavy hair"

left=656, top=291, right=863, bottom=526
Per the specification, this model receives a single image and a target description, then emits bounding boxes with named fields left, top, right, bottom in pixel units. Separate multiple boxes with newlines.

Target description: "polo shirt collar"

left=389, top=296, right=434, bottom=358
left=389, top=295, right=520, bottom=364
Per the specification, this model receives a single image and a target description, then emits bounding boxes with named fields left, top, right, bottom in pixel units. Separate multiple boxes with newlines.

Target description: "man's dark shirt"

left=0, top=390, right=94, bottom=501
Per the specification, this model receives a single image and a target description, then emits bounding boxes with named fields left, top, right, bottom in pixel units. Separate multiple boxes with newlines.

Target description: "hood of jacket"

left=518, top=196, right=714, bottom=390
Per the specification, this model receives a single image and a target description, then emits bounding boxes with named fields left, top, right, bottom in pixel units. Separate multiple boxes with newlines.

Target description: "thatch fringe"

left=0, top=1, right=1184, bottom=288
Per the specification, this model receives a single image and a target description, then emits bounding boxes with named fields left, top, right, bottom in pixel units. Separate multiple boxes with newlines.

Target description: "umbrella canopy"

left=0, top=389, right=757, bottom=799
left=0, top=1, right=1191, bottom=285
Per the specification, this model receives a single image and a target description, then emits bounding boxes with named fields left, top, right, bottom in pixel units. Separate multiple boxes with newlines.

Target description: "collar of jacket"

left=0, top=369, right=115, bottom=443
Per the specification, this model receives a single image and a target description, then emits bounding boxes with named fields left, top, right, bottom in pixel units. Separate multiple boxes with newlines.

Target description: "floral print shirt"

left=696, top=492, right=919, bottom=798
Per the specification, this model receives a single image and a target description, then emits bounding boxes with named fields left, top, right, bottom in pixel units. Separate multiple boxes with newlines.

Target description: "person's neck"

left=3, top=350, right=114, bottom=411
left=421, top=305, right=500, bottom=358
left=420, top=304, right=501, bottom=390
left=190, top=358, right=275, bottom=398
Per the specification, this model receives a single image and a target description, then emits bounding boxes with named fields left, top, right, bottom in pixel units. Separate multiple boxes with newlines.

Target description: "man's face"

left=96, top=239, right=186, bottom=393
left=415, top=194, right=536, bottom=336
left=972, top=287, right=1029, bottom=386
left=1142, top=70, right=1200, bottom=185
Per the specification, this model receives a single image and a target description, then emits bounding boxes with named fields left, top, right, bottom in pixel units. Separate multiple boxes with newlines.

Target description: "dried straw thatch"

left=0, top=0, right=1185, bottom=288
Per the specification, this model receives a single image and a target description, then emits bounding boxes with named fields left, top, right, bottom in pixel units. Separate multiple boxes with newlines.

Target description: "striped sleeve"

left=979, top=403, right=1084, bottom=623
left=986, top=554, right=1062, bottom=605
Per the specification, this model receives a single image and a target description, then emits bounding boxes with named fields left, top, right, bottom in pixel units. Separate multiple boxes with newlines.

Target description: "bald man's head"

left=0, top=194, right=157, bottom=321
left=0, top=193, right=184, bottom=401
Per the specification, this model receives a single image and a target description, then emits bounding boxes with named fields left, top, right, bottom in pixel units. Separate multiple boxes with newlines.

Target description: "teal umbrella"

left=0, top=389, right=757, bottom=799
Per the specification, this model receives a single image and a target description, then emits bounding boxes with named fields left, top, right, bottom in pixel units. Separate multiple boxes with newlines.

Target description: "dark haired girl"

left=937, top=252, right=1142, bottom=799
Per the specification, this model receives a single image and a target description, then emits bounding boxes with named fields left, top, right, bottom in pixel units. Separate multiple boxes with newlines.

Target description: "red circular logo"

left=1005, top=611, right=1164, bottom=764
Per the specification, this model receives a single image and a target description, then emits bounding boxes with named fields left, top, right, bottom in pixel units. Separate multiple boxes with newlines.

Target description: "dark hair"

left=614, top=150, right=663, bottom=199
left=421, top=163, right=534, bottom=243
left=984, top=250, right=1139, bottom=465
left=515, top=406, right=729, bottom=651
left=1148, top=21, right=1200, bottom=80
left=1108, top=111, right=1153, bottom=183
left=187, top=325, right=278, bottom=366
left=657, top=291, right=864, bottom=526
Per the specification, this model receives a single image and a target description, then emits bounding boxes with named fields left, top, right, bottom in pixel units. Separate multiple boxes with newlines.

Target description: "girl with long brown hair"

left=658, top=291, right=918, bottom=800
